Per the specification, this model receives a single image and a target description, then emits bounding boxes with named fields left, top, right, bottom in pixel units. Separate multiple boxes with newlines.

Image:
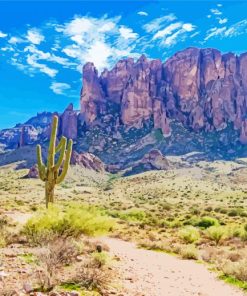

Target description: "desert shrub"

left=110, top=209, right=147, bottom=222
left=222, top=260, right=247, bottom=281
left=23, top=205, right=114, bottom=245
left=178, top=226, right=200, bottom=243
left=34, top=237, right=79, bottom=291
left=206, top=226, right=226, bottom=244
left=91, top=251, right=110, bottom=268
left=195, top=216, right=219, bottom=229
left=0, top=232, right=6, bottom=248
left=244, top=224, right=247, bottom=232
left=73, top=256, right=112, bottom=292
left=180, top=244, right=198, bottom=260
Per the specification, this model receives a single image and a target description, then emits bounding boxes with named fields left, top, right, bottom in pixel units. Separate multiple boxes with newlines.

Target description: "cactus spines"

left=36, top=115, right=73, bottom=208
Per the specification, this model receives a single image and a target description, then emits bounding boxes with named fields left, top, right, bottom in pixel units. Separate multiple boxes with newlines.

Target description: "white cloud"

left=204, top=26, right=226, bottom=41
left=218, top=18, right=228, bottom=24
left=137, top=11, right=148, bottom=17
left=151, top=21, right=195, bottom=47
left=119, top=26, right=139, bottom=39
left=204, top=19, right=247, bottom=41
left=26, top=54, right=58, bottom=77
left=153, top=22, right=182, bottom=40
left=50, top=82, right=71, bottom=94
left=24, top=44, right=75, bottom=67
left=26, top=28, right=44, bottom=45
left=217, top=3, right=223, bottom=7
left=207, top=15, right=212, bottom=18
left=224, top=19, right=247, bottom=37
left=143, top=14, right=177, bottom=33
left=182, top=23, right=195, bottom=32
left=210, top=8, right=222, bottom=15
left=8, top=36, right=25, bottom=44
left=83, top=41, right=112, bottom=70
left=0, top=31, right=7, bottom=38
left=60, top=15, right=138, bottom=71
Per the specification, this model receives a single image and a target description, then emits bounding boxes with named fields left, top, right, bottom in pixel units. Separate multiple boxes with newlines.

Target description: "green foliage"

left=206, top=226, right=226, bottom=244
left=178, top=226, right=200, bottom=243
left=23, top=205, right=115, bottom=244
left=195, top=216, right=219, bottom=229
left=37, top=115, right=73, bottom=208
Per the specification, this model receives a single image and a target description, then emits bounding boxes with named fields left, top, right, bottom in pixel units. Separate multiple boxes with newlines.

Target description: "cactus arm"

left=47, top=115, right=58, bottom=168
left=54, top=137, right=67, bottom=171
left=36, top=144, right=47, bottom=181
left=55, top=136, right=66, bottom=153
left=56, top=139, right=73, bottom=184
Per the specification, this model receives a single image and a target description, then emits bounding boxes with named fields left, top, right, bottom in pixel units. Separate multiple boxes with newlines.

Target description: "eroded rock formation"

left=80, top=47, right=247, bottom=139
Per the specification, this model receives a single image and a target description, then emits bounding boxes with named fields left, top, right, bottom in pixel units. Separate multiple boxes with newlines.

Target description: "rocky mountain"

left=1, top=47, right=247, bottom=172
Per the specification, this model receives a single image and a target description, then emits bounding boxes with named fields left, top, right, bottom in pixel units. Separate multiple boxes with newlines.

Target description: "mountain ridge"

left=1, top=47, right=247, bottom=171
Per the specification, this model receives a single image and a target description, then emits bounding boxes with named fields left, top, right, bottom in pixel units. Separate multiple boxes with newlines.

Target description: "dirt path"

left=101, top=237, right=245, bottom=296
left=4, top=212, right=245, bottom=296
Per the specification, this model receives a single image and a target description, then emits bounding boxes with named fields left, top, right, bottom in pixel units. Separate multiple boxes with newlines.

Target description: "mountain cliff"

left=1, top=47, right=247, bottom=171
left=81, top=47, right=247, bottom=144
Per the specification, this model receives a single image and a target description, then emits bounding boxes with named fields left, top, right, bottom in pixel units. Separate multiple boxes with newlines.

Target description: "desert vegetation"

left=0, top=157, right=247, bottom=294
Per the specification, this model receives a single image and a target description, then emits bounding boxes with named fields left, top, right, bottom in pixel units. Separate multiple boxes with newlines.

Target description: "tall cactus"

left=36, top=115, right=73, bottom=208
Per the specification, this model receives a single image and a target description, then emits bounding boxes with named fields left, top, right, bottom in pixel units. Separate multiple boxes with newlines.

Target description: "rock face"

left=70, top=151, right=105, bottom=172
left=80, top=47, right=247, bottom=139
left=60, top=104, right=78, bottom=140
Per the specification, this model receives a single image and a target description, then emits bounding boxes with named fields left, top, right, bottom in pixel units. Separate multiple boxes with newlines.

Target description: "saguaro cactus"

left=36, top=115, right=73, bottom=208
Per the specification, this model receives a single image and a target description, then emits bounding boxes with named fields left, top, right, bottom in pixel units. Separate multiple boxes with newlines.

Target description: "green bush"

left=195, top=216, right=219, bottom=229
left=23, top=205, right=115, bottom=244
left=178, top=226, right=200, bottom=244
left=110, top=209, right=147, bottom=222
left=180, top=244, right=198, bottom=260
left=206, top=226, right=226, bottom=244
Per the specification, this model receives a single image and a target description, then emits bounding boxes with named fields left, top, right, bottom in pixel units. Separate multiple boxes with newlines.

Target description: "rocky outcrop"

left=70, top=151, right=105, bottom=172
left=60, top=104, right=78, bottom=140
left=140, top=149, right=169, bottom=170
left=80, top=47, right=247, bottom=141
left=80, top=63, right=105, bottom=124
left=27, top=165, right=39, bottom=178
left=124, top=149, right=169, bottom=175
left=0, top=125, right=39, bottom=149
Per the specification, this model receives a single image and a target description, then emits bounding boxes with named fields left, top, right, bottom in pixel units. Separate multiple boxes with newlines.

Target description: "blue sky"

left=1, top=1, right=247, bottom=129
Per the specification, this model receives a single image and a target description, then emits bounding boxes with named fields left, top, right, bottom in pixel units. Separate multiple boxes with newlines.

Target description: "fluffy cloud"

left=26, top=28, right=44, bottom=44
left=137, top=11, right=148, bottom=17
left=0, top=30, right=7, bottom=38
left=59, top=15, right=139, bottom=71
left=119, top=26, right=139, bottom=39
left=50, top=82, right=71, bottom=94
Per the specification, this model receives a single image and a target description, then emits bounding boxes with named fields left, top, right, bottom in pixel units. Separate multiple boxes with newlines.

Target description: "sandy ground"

left=101, top=237, right=245, bottom=296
